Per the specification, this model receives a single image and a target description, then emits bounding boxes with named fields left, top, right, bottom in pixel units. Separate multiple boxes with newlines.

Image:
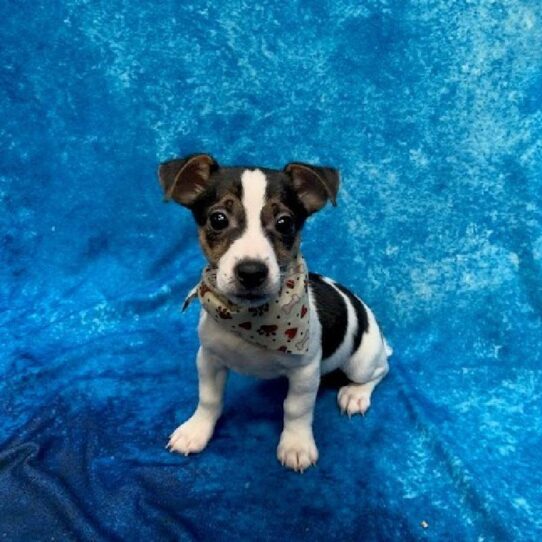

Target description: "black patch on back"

left=309, top=273, right=348, bottom=359
left=333, top=282, right=369, bottom=354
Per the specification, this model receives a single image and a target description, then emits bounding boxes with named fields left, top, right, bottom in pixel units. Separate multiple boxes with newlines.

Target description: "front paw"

left=167, top=414, right=214, bottom=456
left=277, top=430, right=319, bottom=472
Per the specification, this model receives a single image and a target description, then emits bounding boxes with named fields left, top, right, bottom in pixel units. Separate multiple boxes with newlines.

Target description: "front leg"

left=277, top=360, right=320, bottom=472
left=168, top=347, right=227, bottom=455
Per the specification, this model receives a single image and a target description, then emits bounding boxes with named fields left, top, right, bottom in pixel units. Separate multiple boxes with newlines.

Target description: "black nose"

left=235, top=260, right=269, bottom=289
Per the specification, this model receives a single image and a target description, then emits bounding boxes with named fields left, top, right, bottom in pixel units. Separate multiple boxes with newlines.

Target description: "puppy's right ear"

left=158, top=153, right=217, bottom=207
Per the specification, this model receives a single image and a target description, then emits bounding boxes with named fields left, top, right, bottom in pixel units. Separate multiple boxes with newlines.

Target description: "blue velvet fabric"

left=2, top=1, right=541, bottom=540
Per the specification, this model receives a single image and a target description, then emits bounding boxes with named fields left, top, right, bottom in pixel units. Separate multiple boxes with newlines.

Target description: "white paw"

left=277, top=430, right=319, bottom=472
left=167, top=414, right=214, bottom=455
left=338, top=384, right=372, bottom=416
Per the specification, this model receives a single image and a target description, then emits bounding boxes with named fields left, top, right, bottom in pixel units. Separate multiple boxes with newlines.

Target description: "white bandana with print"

left=183, top=254, right=310, bottom=355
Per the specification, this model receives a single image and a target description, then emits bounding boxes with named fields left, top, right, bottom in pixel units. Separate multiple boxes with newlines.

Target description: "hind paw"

left=338, top=384, right=372, bottom=416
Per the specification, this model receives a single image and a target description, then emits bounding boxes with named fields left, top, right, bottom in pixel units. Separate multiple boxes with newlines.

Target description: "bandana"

left=183, top=255, right=310, bottom=355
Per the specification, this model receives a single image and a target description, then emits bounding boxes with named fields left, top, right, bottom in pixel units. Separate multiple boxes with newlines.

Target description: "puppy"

left=158, top=154, right=392, bottom=472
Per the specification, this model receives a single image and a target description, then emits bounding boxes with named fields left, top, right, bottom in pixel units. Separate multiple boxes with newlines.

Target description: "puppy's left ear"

left=158, top=153, right=217, bottom=207
left=284, top=162, right=340, bottom=214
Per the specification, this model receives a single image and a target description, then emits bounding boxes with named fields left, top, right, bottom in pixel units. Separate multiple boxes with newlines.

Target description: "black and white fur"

left=158, top=154, right=391, bottom=472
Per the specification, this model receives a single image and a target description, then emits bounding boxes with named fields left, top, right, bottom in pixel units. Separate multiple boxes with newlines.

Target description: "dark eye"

left=209, top=211, right=229, bottom=231
left=275, top=215, right=295, bottom=236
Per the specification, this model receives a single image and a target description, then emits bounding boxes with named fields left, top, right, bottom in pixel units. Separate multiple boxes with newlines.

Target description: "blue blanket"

left=2, top=1, right=541, bottom=540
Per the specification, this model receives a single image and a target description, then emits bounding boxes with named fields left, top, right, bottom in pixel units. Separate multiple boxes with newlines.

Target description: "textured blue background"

left=1, top=1, right=541, bottom=540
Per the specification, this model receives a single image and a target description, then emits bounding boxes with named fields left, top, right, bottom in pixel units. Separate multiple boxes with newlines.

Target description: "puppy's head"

left=158, top=154, right=339, bottom=305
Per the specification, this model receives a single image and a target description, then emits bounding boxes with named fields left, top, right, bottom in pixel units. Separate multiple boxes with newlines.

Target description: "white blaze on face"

left=216, top=169, right=280, bottom=297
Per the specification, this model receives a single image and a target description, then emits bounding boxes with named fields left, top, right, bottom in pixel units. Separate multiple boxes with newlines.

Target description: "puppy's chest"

left=198, top=311, right=316, bottom=378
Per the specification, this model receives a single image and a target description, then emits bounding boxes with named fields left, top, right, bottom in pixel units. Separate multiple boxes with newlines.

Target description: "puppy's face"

left=158, top=155, right=339, bottom=305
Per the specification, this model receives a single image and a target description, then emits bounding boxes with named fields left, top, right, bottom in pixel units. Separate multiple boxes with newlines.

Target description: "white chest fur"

left=197, top=290, right=323, bottom=379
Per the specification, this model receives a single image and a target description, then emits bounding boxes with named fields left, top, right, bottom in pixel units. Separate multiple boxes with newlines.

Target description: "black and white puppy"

left=158, top=154, right=391, bottom=472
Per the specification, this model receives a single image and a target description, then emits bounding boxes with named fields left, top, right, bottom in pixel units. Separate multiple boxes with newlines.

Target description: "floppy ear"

left=158, top=153, right=217, bottom=207
left=284, top=162, right=340, bottom=214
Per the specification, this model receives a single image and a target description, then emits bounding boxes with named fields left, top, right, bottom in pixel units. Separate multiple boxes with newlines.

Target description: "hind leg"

left=338, top=344, right=389, bottom=417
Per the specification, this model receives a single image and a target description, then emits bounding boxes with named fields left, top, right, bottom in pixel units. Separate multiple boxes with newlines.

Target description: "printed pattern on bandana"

left=183, top=256, right=310, bottom=355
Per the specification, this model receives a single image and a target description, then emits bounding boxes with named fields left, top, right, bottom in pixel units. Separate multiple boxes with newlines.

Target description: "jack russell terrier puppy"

left=158, top=154, right=392, bottom=472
